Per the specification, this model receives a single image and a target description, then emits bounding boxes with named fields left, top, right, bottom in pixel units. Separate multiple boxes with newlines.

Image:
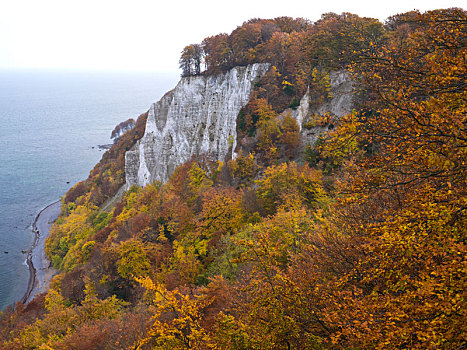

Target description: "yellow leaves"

left=158, top=225, right=169, bottom=243
left=80, top=279, right=125, bottom=321
left=186, top=162, right=214, bottom=209
left=171, top=240, right=203, bottom=284
left=330, top=13, right=467, bottom=345
left=256, top=162, right=326, bottom=215
left=281, top=79, right=294, bottom=94
left=80, top=240, right=95, bottom=261
left=229, top=150, right=256, bottom=183
left=136, top=275, right=157, bottom=293
left=189, top=163, right=212, bottom=191
left=251, top=98, right=283, bottom=161
left=135, top=276, right=215, bottom=349
left=342, top=182, right=467, bottom=345
left=248, top=205, right=314, bottom=269
left=13, top=279, right=125, bottom=349
left=45, top=288, right=66, bottom=313
left=270, top=65, right=281, bottom=77
left=199, top=187, right=245, bottom=239
left=46, top=204, right=95, bottom=271
left=116, top=239, right=152, bottom=280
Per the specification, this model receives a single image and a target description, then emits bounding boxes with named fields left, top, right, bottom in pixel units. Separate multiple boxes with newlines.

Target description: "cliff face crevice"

left=125, top=63, right=270, bottom=187
left=125, top=66, right=353, bottom=187
left=279, top=70, right=354, bottom=150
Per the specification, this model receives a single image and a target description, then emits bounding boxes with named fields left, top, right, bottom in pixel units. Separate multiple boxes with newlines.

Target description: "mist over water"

left=0, top=69, right=178, bottom=309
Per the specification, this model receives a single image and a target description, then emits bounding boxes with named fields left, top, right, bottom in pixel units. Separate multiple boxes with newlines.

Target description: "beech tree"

left=3, top=10, right=465, bottom=350
left=202, top=33, right=233, bottom=73
left=179, top=44, right=204, bottom=77
left=320, top=9, right=467, bottom=348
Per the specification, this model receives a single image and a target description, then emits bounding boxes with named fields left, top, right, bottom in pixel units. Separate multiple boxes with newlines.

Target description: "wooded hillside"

left=1, top=8, right=465, bottom=349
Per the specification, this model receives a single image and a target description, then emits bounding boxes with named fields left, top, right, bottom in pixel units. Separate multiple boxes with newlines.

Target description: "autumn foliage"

left=1, top=9, right=466, bottom=350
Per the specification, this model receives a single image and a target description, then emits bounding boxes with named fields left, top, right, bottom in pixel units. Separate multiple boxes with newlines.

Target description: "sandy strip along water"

left=21, top=201, right=60, bottom=304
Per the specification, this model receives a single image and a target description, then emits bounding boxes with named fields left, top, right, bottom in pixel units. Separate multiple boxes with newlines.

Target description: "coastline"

left=21, top=200, right=61, bottom=304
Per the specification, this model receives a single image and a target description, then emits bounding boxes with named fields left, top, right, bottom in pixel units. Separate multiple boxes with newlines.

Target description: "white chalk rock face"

left=279, top=70, right=353, bottom=147
left=281, top=70, right=353, bottom=129
left=316, top=70, right=353, bottom=118
left=125, top=63, right=270, bottom=187
left=111, top=118, right=136, bottom=142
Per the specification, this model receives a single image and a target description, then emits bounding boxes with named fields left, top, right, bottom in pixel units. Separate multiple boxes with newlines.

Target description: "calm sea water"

left=0, top=69, right=178, bottom=309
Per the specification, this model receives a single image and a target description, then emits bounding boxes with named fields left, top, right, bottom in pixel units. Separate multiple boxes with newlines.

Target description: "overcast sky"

left=0, top=0, right=464, bottom=73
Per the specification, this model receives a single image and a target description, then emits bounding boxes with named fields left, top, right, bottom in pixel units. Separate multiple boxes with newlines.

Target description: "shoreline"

left=21, top=200, right=61, bottom=304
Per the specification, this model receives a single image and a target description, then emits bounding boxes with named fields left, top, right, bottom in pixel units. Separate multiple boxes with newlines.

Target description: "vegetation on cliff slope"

left=0, top=8, right=465, bottom=350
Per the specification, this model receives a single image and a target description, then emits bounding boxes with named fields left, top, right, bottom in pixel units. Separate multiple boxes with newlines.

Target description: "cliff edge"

left=125, top=63, right=270, bottom=186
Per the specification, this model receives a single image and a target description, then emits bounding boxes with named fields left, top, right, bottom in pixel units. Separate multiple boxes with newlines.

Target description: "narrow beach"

left=21, top=201, right=61, bottom=304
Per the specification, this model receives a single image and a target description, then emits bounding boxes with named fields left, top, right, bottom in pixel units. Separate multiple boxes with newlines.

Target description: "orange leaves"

left=179, top=44, right=203, bottom=77
left=12, top=10, right=467, bottom=350
left=348, top=9, right=467, bottom=197
left=242, top=97, right=301, bottom=163
left=229, top=151, right=256, bottom=185
left=4, top=279, right=126, bottom=349
left=135, top=277, right=215, bottom=349
left=199, top=187, right=244, bottom=238
left=329, top=9, right=467, bottom=348
left=280, top=115, right=300, bottom=152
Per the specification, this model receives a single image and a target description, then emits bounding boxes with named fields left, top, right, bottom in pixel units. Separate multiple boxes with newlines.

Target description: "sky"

left=0, top=0, right=464, bottom=73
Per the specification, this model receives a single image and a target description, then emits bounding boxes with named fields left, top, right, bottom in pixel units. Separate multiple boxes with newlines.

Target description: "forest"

left=0, top=8, right=465, bottom=349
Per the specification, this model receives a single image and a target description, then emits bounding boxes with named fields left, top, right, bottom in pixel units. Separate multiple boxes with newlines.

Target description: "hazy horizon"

left=0, top=0, right=464, bottom=73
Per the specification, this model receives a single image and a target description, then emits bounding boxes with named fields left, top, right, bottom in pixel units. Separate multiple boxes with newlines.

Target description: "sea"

left=0, top=69, right=179, bottom=309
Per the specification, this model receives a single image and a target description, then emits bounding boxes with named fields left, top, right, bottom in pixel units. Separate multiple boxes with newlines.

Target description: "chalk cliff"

left=279, top=70, right=353, bottom=147
left=111, top=118, right=136, bottom=143
left=125, top=63, right=270, bottom=187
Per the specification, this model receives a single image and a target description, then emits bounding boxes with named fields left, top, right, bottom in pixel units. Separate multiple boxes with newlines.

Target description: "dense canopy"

left=1, top=8, right=465, bottom=350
